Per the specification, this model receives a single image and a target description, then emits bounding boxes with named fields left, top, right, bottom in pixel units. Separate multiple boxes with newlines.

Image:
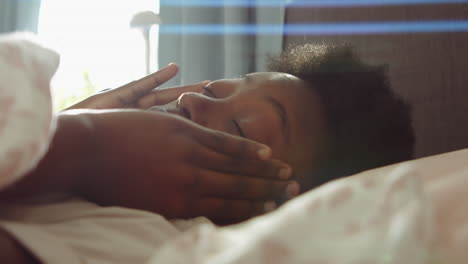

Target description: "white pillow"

left=148, top=148, right=468, bottom=264
left=0, top=33, right=59, bottom=190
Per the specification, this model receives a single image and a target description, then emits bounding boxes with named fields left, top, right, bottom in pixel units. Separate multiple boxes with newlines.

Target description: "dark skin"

left=0, top=229, right=40, bottom=264
left=67, top=63, right=204, bottom=109
left=1, top=64, right=298, bottom=220
left=75, top=110, right=296, bottom=219
left=0, top=64, right=298, bottom=264
left=142, top=72, right=327, bottom=187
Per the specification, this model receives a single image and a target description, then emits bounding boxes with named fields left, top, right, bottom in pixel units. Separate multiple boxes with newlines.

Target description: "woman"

left=0, top=38, right=413, bottom=263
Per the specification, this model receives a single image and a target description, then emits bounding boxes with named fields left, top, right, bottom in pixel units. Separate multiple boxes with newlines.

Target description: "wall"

left=284, top=3, right=468, bottom=158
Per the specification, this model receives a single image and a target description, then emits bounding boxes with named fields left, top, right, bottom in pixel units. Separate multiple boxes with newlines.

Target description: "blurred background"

left=1, top=0, right=158, bottom=109
left=1, top=0, right=468, bottom=159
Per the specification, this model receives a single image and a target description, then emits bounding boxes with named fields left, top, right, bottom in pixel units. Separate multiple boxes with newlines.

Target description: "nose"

left=177, top=92, right=217, bottom=127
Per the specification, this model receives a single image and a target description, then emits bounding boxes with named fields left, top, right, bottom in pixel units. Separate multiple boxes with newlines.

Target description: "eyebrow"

left=264, top=96, right=290, bottom=144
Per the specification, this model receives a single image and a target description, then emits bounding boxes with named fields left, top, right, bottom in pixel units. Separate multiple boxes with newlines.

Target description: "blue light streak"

left=159, top=20, right=468, bottom=35
left=160, top=0, right=468, bottom=7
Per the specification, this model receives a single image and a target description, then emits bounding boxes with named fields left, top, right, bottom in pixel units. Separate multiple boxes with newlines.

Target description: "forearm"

left=0, top=229, right=40, bottom=264
left=0, top=112, right=95, bottom=201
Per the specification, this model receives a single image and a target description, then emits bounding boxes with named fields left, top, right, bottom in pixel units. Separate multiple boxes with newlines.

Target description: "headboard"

left=284, top=2, right=468, bottom=159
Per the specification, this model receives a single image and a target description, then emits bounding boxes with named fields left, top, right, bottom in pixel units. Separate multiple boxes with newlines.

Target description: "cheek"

left=289, top=122, right=327, bottom=178
left=216, top=121, right=238, bottom=136
left=247, top=121, right=275, bottom=145
left=203, top=112, right=238, bottom=136
left=240, top=113, right=285, bottom=158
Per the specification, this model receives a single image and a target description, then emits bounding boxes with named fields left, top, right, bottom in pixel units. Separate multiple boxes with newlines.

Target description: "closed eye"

left=204, top=85, right=245, bottom=138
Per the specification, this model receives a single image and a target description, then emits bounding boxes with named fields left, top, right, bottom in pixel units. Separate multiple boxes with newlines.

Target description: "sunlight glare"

left=38, top=0, right=158, bottom=107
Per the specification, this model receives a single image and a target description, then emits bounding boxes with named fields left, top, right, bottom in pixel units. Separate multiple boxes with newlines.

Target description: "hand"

left=66, top=63, right=206, bottom=110
left=74, top=110, right=298, bottom=223
left=136, top=81, right=207, bottom=109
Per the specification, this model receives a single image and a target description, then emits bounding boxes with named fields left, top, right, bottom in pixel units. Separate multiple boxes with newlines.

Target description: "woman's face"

left=160, top=72, right=326, bottom=177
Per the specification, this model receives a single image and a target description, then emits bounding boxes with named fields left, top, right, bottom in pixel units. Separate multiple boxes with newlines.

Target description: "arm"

left=0, top=229, right=40, bottom=264
left=0, top=64, right=205, bottom=200
left=1, top=109, right=297, bottom=223
left=0, top=113, right=93, bottom=200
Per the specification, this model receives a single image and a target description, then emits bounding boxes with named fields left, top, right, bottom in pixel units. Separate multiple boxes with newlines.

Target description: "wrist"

left=45, top=111, right=97, bottom=195
left=0, top=111, right=96, bottom=200
left=59, top=111, right=99, bottom=197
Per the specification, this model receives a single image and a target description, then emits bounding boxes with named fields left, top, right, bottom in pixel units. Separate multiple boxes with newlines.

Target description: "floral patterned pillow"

left=149, top=148, right=468, bottom=264
left=0, top=33, right=58, bottom=190
left=149, top=163, right=432, bottom=264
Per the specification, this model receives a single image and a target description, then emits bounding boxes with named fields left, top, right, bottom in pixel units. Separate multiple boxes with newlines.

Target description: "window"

left=38, top=0, right=159, bottom=110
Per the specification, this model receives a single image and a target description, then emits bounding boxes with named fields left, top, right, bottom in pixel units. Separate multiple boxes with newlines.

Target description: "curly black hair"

left=267, top=43, right=414, bottom=190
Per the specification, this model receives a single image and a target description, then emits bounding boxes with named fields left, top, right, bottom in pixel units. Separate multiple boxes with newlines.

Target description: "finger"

left=137, top=81, right=209, bottom=108
left=109, top=63, right=179, bottom=105
left=190, top=198, right=267, bottom=221
left=193, top=169, right=300, bottom=200
left=191, top=146, right=292, bottom=180
left=192, top=128, right=272, bottom=161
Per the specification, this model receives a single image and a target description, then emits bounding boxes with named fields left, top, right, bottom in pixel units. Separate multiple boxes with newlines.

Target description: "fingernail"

left=278, top=167, right=291, bottom=180
left=165, top=62, right=177, bottom=69
left=264, top=201, right=277, bottom=212
left=257, top=147, right=271, bottom=160
left=285, top=181, right=300, bottom=199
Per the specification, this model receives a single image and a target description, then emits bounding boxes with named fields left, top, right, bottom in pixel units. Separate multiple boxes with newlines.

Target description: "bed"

left=1, top=33, right=467, bottom=264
